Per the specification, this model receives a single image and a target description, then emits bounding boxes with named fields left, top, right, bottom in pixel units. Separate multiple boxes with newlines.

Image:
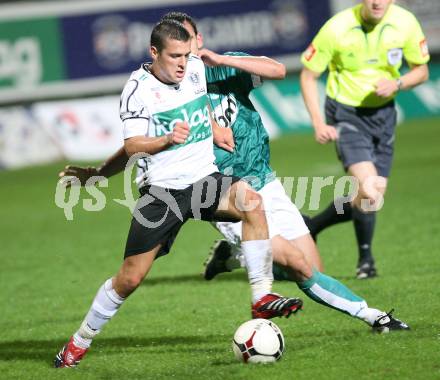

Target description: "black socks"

left=304, top=198, right=376, bottom=265
left=352, top=206, right=376, bottom=264
left=305, top=198, right=353, bottom=236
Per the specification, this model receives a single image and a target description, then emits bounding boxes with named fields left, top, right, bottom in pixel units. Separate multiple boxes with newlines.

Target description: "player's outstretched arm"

left=198, top=48, right=286, bottom=80
left=300, top=67, right=337, bottom=144
left=96, top=147, right=129, bottom=178
left=58, top=147, right=129, bottom=187
left=124, top=122, right=190, bottom=156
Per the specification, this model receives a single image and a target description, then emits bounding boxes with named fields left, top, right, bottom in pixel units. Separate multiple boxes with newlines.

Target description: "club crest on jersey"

left=387, top=48, right=403, bottom=66
left=189, top=72, right=200, bottom=84
left=189, top=71, right=205, bottom=95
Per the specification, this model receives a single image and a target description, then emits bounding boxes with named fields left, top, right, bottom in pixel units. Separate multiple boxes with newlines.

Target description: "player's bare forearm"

left=124, top=122, right=190, bottom=156
left=400, top=63, right=429, bottom=90
left=58, top=147, right=128, bottom=187
left=97, top=147, right=129, bottom=178
left=300, top=68, right=337, bottom=144
left=124, top=135, right=172, bottom=156
left=221, top=55, right=286, bottom=80
left=199, top=48, right=285, bottom=79
left=376, top=64, right=429, bottom=97
left=300, top=68, right=325, bottom=127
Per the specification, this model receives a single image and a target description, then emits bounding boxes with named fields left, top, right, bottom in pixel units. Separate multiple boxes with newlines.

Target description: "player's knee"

left=232, top=185, right=264, bottom=217
left=243, top=189, right=263, bottom=212
left=354, top=184, right=384, bottom=212
left=356, top=176, right=386, bottom=200
left=356, top=188, right=375, bottom=203
left=120, top=272, right=144, bottom=293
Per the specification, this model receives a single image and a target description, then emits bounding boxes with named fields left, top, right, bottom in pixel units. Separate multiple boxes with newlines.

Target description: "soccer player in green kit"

left=162, top=12, right=410, bottom=334
left=300, top=0, right=430, bottom=279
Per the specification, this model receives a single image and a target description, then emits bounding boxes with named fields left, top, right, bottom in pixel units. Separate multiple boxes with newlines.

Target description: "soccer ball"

left=232, top=319, right=285, bottom=363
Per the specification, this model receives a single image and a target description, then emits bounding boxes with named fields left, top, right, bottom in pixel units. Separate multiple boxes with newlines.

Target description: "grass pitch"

left=0, top=118, right=439, bottom=379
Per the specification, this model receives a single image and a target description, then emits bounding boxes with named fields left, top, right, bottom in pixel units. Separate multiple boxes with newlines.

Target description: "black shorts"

left=325, top=97, right=397, bottom=177
left=124, top=172, right=241, bottom=259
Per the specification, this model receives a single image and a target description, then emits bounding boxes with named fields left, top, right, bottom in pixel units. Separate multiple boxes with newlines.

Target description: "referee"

left=300, top=0, right=430, bottom=279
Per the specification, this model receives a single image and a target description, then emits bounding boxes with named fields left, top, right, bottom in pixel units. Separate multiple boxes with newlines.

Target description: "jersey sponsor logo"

left=151, top=96, right=212, bottom=149
left=387, top=48, right=403, bottom=66
left=210, top=94, right=238, bottom=128
left=419, top=39, right=429, bottom=57
left=304, top=44, right=316, bottom=61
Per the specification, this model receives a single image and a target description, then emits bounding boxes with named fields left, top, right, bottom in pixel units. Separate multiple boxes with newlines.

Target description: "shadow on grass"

left=2, top=323, right=436, bottom=366
left=0, top=334, right=224, bottom=364
left=143, top=270, right=247, bottom=286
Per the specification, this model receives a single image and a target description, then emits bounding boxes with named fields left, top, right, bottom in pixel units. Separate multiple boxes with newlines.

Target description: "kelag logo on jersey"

left=209, top=93, right=238, bottom=128
left=152, top=96, right=212, bottom=150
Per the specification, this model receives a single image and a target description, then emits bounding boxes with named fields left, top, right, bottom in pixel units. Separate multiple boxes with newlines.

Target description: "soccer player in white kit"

left=54, top=19, right=302, bottom=368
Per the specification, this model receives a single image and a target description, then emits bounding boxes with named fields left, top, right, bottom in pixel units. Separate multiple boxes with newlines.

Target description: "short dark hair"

left=150, top=19, right=190, bottom=52
left=161, top=11, right=198, bottom=35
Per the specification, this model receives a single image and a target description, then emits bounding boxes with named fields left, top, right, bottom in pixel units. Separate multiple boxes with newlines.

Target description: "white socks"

left=241, top=239, right=273, bottom=303
left=73, top=278, right=125, bottom=349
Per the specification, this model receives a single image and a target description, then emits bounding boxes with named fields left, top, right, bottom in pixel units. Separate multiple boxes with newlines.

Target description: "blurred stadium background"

left=0, top=0, right=439, bottom=168
left=1, top=1, right=440, bottom=378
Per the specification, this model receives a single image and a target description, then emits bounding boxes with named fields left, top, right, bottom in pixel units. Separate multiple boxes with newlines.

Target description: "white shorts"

left=215, top=179, right=309, bottom=245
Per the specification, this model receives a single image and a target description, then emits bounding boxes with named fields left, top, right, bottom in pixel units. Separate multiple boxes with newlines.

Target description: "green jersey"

left=301, top=4, right=430, bottom=108
left=206, top=52, right=275, bottom=191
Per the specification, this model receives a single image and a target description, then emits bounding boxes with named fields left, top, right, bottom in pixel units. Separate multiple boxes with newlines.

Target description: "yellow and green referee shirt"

left=301, top=4, right=430, bottom=108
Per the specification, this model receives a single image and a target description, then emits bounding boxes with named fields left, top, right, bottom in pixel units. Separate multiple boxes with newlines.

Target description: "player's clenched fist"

left=374, top=78, right=399, bottom=98
left=314, top=123, right=338, bottom=144
left=167, top=121, right=190, bottom=145
left=58, top=165, right=98, bottom=187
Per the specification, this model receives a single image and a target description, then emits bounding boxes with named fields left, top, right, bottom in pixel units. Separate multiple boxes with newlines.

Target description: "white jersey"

left=120, top=55, right=217, bottom=189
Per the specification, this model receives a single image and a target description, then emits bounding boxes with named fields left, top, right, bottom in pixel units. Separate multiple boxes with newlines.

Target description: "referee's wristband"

left=396, top=78, right=403, bottom=91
